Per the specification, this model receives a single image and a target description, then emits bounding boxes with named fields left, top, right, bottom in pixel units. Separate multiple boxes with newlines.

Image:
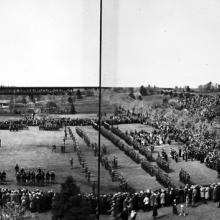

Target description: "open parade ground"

left=1, top=123, right=219, bottom=194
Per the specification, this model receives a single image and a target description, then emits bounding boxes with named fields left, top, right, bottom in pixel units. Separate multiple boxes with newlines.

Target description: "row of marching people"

left=15, top=164, right=55, bottom=186
left=68, top=128, right=93, bottom=183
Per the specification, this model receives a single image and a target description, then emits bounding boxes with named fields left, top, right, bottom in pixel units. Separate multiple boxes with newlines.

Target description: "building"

left=0, top=100, right=10, bottom=113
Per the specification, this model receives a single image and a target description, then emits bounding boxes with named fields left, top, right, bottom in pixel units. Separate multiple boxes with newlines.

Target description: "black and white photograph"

left=0, top=0, right=220, bottom=220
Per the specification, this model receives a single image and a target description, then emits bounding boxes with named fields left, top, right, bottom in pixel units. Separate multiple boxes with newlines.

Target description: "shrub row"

left=92, top=122, right=177, bottom=188
left=156, top=156, right=170, bottom=172
left=92, top=123, right=141, bottom=164
left=109, top=126, right=154, bottom=162
left=76, top=125, right=134, bottom=193
left=75, top=127, right=92, bottom=148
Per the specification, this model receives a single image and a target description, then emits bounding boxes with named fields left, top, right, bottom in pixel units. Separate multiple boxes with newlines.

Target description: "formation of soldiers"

left=91, top=143, right=109, bottom=157
left=0, top=117, right=96, bottom=131
left=15, top=165, right=55, bottom=186
left=39, top=121, right=62, bottom=130
left=0, top=120, right=28, bottom=131
left=74, top=126, right=134, bottom=193
left=69, top=128, right=93, bottom=183
left=179, top=168, right=191, bottom=184
left=93, top=122, right=177, bottom=189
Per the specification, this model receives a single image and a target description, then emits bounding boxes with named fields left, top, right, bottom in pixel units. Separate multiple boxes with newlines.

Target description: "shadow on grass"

left=167, top=168, right=175, bottom=173
left=155, top=214, right=169, bottom=219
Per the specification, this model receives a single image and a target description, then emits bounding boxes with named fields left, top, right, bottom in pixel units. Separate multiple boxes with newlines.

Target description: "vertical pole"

left=97, top=0, right=102, bottom=219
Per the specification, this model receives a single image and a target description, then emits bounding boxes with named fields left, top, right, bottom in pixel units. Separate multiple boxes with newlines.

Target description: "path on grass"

left=81, top=126, right=163, bottom=191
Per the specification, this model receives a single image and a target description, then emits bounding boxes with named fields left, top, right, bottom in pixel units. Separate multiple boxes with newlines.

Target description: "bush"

left=51, top=176, right=95, bottom=220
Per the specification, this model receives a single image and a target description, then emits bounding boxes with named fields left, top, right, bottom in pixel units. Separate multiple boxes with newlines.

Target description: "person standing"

left=130, top=210, right=137, bottom=220
left=160, top=190, right=165, bottom=207
left=179, top=203, right=186, bottom=216
left=179, top=148, right=182, bottom=157
left=70, top=158, right=73, bottom=169
left=120, top=207, right=129, bottom=220
left=152, top=193, right=158, bottom=219
left=172, top=199, right=178, bottom=215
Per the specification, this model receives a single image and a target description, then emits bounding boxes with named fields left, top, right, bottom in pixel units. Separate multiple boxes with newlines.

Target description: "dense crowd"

left=0, top=117, right=96, bottom=130
left=143, top=98, right=220, bottom=173
left=0, top=188, right=54, bottom=213
left=1, top=181, right=220, bottom=217
left=72, top=182, right=220, bottom=218
left=175, top=93, right=219, bottom=121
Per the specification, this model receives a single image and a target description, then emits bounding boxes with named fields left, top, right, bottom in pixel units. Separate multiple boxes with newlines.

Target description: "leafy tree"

left=68, top=96, right=73, bottom=104
left=22, top=96, right=27, bottom=104
left=139, top=85, right=147, bottom=96
left=163, top=97, right=168, bottom=105
left=29, top=94, right=35, bottom=103
left=46, top=101, right=58, bottom=109
left=185, top=86, right=191, bottom=92
left=70, top=104, right=76, bottom=114
left=128, top=88, right=135, bottom=99
left=138, top=95, right=143, bottom=100
left=52, top=176, right=95, bottom=220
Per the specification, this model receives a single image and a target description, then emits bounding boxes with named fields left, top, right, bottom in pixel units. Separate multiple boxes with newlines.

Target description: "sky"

left=0, top=0, right=99, bottom=87
left=0, top=0, right=220, bottom=87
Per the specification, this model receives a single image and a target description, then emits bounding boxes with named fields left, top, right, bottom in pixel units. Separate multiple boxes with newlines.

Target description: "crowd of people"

left=142, top=94, right=220, bottom=173
left=69, top=127, right=94, bottom=184
left=0, top=182, right=220, bottom=219
left=75, top=181, right=220, bottom=218
left=15, top=165, right=55, bottom=186
left=75, top=126, right=132, bottom=193
left=0, top=117, right=97, bottom=130
left=0, top=187, right=54, bottom=215
left=175, top=93, right=219, bottom=121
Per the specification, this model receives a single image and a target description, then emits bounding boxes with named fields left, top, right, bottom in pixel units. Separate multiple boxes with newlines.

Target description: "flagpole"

left=97, top=0, right=102, bottom=219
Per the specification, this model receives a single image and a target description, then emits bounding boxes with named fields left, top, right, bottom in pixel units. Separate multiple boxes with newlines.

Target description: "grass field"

left=75, top=96, right=115, bottom=114
left=80, top=126, right=163, bottom=191
left=117, top=123, right=156, bottom=133
left=102, top=90, right=164, bottom=113
left=1, top=123, right=220, bottom=220
left=0, top=126, right=117, bottom=194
